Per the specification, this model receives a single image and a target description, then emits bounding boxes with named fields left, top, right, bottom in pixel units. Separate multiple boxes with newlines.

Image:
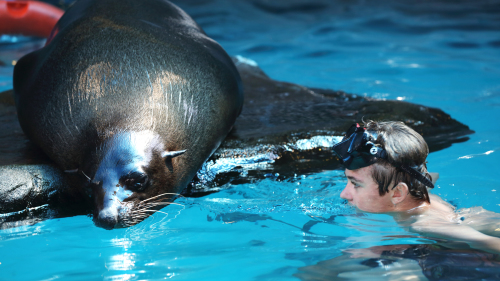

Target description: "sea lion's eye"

left=134, top=174, right=149, bottom=190
left=122, top=172, right=149, bottom=192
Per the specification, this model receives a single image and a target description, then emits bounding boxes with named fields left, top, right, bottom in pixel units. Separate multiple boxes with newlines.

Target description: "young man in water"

left=333, top=121, right=500, bottom=254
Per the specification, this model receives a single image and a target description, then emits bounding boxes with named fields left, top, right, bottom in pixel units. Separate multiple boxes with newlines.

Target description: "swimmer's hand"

left=429, top=172, right=439, bottom=185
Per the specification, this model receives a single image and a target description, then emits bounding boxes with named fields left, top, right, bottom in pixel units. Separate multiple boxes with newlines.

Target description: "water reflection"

left=110, top=238, right=133, bottom=249
left=107, top=253, right=135, bottom=271
left=105, top=239, right=136, bottom=281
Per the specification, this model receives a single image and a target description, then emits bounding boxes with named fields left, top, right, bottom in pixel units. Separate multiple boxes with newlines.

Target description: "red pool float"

left=0, top=0, right=64, bottom=38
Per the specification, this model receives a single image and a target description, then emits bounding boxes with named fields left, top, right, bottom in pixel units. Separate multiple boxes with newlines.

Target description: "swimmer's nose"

left=340, top=185, right=352, bottom=200
left=96, top=208, right=118, bottom=230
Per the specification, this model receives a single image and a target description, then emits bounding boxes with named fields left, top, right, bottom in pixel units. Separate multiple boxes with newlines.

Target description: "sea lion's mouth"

left=92, top=200, right=130, bottom=229
left=93, top=193, right=181, bottom=229
left=120, top=194, right=181, bottom=227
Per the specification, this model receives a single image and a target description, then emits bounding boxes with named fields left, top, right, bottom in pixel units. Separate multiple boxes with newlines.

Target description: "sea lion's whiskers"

left=140, top=210, right=169, bottom=215
left=127, top=215, right=147, bottom=221
left=144, top=203, right=173, bottom=208
left=129, top=215, right=146, bottom=220
left=141, top=202, right=184, bottom=207
left=130, top=205, right=157, bottom=214
left=131, top=209, right=156, bottom=215
left=122, top=199, right=184, bottom=226
left=129, top=209, right=168, bottom=217
left=139, top=193, right=182, bottom=204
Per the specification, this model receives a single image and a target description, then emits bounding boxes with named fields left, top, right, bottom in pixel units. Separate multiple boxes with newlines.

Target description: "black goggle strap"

left=337, top=124, right=434, bottom=188
left=365, top=141, right=387, bottom=159
left=399, top=164, right=434, bottom=189
left=364, top=131, right=433, bottom=188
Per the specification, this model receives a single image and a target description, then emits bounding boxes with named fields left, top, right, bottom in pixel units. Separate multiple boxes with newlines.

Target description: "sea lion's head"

left=70, top=130, right=186, bottom=230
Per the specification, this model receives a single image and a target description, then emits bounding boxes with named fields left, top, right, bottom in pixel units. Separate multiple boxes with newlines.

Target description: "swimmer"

left=333, top=121, right=500, bottom=254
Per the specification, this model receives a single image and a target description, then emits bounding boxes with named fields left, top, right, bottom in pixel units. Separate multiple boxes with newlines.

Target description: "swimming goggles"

left=332, top=123, right=434, bottom=188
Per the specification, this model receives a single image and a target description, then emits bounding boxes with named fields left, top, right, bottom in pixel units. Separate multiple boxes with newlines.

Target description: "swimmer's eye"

left=350, top=181, right=361, bottom=188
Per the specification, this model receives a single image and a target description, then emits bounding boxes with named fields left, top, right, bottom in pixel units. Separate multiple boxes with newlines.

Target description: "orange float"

left=0, top=0, right=64, bottom=38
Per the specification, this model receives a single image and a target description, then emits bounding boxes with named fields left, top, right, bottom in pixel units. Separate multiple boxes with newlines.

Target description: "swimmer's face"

left=340, top=165, right=394, bottom=213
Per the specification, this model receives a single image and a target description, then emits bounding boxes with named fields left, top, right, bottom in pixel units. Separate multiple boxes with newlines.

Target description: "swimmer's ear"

left=161, top=150, right=186, bottom=159
left=391, top=182, right=409, bottom=207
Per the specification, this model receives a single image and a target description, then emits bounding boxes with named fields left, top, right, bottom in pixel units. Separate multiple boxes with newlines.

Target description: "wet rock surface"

left=188, top=56, right=473, bottom=193
left=230, top=56, right=472, bottom=150
left=0, top=164, right=64, bottom=213
left=0, top=165, right=66, bottom=229
left=0, top=56, right=473, bottom=228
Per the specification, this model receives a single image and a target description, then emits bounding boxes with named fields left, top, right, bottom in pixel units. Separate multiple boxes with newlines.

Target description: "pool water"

left=1, top=0, right=500, bottom=280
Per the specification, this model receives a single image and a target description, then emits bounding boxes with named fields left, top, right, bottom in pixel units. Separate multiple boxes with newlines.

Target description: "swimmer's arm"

left=413, top=223, right=500, bottom=254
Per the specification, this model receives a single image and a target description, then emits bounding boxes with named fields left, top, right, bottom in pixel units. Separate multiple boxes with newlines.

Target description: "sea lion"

left=13, top=0, right=243, bottom=229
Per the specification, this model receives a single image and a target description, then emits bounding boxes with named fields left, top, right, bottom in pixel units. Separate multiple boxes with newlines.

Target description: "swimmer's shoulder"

left=408, top=194, right=456, bottom=228
left=429, top=194, right=455, bottom=212
left=426, top=172, right=454, bottom=212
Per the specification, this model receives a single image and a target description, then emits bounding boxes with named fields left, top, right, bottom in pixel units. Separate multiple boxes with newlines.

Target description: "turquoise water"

left=1, top=0, right=500, bottom=280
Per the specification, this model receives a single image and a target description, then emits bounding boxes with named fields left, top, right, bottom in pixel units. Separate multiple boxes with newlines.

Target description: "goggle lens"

left=343, top=123, right=360, bottom=140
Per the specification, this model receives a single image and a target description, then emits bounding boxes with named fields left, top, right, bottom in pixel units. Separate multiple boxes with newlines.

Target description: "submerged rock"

left=0, top=56, right=473, bottom=227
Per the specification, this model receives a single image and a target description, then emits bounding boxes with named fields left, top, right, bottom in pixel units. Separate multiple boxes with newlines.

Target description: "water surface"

left=1, top=0, right=500, bottom=280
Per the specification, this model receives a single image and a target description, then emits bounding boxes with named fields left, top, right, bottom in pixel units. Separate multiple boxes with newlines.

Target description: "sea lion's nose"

left=96, top=208, right=118, bottom=230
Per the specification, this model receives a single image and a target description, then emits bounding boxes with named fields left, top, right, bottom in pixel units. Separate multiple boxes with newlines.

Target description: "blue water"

left=1, top=0, right=500, bottom=280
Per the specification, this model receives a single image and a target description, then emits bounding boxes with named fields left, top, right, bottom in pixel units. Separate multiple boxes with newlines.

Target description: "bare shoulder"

left=428, top=194, right=456, bottom=213
left=408, top=195, right=461, bottom=233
